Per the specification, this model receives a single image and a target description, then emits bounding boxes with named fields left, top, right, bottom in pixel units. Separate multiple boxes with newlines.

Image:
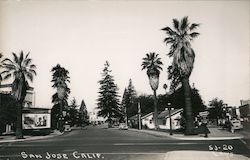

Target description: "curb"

left=172, top=136, right=243, bottom=141
left=0, top=131, right=64, bottom=144
left=128, top=128, right=243, bottom=141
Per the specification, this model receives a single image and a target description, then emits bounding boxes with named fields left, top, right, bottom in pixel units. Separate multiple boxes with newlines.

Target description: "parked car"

left=230, top=119, right=243, bottom=133
left=64, top=125, right=72, bottom=132
left=118, top=123, right=128, bottom=130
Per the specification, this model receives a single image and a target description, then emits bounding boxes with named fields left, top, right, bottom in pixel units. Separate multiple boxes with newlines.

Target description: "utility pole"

left=168, top=102, right=173, bottom=135
left=138, top=102, right=141, bottom=130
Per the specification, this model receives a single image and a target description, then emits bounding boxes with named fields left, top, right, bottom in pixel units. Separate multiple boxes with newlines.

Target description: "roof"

left=158, top=108, right=183, bottom=119
left=128, top=113, right=148, bottom=120
left=128, top=114, right=139, bottom=120
left=141, top=112, right=153, bottom=119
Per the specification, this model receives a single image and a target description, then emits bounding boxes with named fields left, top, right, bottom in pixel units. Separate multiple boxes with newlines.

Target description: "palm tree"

left=162, top=16, right=200, bottom=135
left=1, top=51, right=36, bottom=138
left=141, top=52, right=163, bottom=129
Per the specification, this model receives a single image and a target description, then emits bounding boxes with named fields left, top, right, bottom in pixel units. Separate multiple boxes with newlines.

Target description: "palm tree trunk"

left=153, top=90, right=158, bottom=130
left=182, top=77, right=195, bottom=135
left=16, top=100, right=23, bottom=139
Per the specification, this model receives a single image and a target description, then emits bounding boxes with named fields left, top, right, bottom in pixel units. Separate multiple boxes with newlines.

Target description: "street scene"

left=0, top=0, right=250, bottom=160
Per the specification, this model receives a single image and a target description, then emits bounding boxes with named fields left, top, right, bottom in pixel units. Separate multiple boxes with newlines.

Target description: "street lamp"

left=163, top=84, right=173, bottom=135
left=168, top=102, right=173, bottom=135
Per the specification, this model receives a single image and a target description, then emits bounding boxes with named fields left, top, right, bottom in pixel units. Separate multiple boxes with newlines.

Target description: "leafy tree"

left=66, top=97, right=79, bottom=126
left=51, top=64, right=70, bottom=129
left=168, top=86, right=206, bottom=116
left=190, top=87, right=206, bottom=116
left=121, top=79, right=137, bottom=123
left=0, top=93, right=18, bottom=134
left=126, top=94, right=168, bottom=117
left=141, top=52, right=163, bottom=129
left=97, top=61, right=121, bottom=127
left=136, top=95, right=154, bottom=116
left=127, top=86, right=205, bottom=121
left=162, top=16, right=200, bottom=134
left=208, top=98, right=225, bottom=125
left=1, top=51, right=36, bottom=138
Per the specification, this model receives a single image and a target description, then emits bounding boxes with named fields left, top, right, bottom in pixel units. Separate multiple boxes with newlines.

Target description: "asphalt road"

left=0, top=125, right=249, bottom=160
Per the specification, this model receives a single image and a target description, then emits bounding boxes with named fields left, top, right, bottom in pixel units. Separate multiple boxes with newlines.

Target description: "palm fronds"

left=1, top=51, right=37, bottom=83
left=141, top=52, right=163, bottom=72
left=162, top=16, right=200, bottom=78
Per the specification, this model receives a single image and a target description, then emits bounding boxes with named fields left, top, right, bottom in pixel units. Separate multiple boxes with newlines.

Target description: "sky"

left=0, top=0, right=249, bottom=112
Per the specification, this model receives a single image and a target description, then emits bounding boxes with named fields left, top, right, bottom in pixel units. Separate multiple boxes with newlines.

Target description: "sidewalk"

left=0, top=130, right=63, bottom=143
left=128, top=127, right=244, bottom=141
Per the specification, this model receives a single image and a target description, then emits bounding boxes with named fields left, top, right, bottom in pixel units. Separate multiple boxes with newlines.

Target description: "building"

left=224, top=106, right=238, bottom=120
left=239, top=100, right=250, bottom=131
left=141, top=112, right=154, bottom=129
left=158, top=108, right=183, bottom=130
left=0, top=83, right=35, bottom=108
left=239, top=100, right=250, bottom=120
left=140, top=109, right=183, bottom=130
left=88, top=109, right=106, bottom=125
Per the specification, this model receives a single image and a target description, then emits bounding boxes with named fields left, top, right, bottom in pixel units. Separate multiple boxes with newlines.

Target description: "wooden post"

left=138, top=102, right=141, bottom=130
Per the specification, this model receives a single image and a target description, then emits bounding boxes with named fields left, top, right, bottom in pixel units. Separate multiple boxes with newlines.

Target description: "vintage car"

left=118, top=123, right=128, bottom=130
left=230, top=119, right=243, bottom=133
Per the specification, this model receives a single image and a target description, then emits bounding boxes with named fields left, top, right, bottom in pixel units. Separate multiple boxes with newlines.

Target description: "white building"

left=88, top=109, right=106, bottom=125
left=158, top=109, right=183, bottom=130
left=141, top=112, right=154, bottom=129
left=141, top=109, right=183, bottom=130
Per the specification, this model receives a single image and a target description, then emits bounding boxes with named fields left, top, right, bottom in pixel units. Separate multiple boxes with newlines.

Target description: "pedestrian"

left=201, top=122, right=209, bottom=138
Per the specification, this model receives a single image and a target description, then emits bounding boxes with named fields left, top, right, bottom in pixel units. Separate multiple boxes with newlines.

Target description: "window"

left=163, top=119, right=166, bottom=124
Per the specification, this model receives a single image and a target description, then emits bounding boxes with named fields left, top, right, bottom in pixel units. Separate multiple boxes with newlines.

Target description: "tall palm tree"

left=1, top=51, right=36, bottom=138
left=141, top=52, right=163, bottom=129
left=162, top=16, right=200, bottom=135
